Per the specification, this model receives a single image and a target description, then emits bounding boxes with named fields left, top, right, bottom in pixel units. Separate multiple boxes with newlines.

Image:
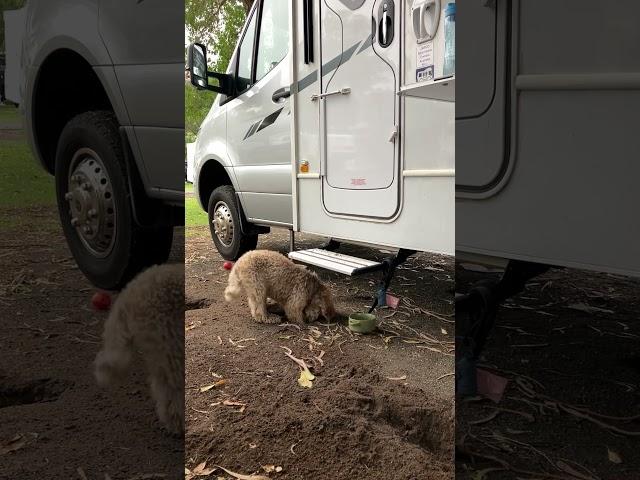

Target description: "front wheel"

left=208, top=185, right=257, bottom=260
left=55, top=111, right=173, bottom=290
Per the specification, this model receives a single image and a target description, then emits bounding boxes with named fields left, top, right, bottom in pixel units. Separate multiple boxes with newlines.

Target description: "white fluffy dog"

left=224, top=250, right=336, bottom=324
left=94, top=263, right=184, bottom=435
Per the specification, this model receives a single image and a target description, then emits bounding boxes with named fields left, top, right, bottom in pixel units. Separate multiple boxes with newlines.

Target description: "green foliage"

left=185, top=1, right=248, bottom=143
left=210, top=2, right=247, bottom=73
left=185, top=0, right=252, bottom=46
left=185, top=83, right=215, bottom=144
left=0, top=0, right=27, bottom=53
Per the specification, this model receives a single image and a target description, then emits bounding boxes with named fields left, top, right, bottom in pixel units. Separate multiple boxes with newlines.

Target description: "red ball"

left=223, top=261, right=234, bottom=270
left=91, top=291, right=112, bottom=311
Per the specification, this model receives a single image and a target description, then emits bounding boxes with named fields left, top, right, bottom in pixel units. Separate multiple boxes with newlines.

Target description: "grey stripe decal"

left=321, top=41, right=360, bottom=77
left=357, top=32, right=374, bottom=54
left=243, top=120, right=261, bottom=140
left=244, top=35, right=368, bottom=141
left=296, top=70, right=318, bottom=93
left=243, top=107, right=284, bottom=140
left=256, top=107, right=284, bottom=133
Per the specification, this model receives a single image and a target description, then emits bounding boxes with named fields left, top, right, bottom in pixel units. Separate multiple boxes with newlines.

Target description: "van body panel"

left=98, top=0, right=184, bottom=198
left=219, top=1, right=293, bottom=224
left=242, top=193, right=293, bottom=226
left=456, top=0, right=640, bottom=277
left=233, top=165, right=292, bottom=195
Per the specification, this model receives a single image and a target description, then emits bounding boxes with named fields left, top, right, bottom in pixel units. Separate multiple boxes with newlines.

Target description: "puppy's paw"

left=263, top=313, right=282, bottom=324
left=253, top=313, right=281, bottom=324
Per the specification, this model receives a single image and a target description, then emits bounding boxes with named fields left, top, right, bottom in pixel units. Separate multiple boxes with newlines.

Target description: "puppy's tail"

left=224, top=267, right=243, bottom=302
left=94, top=301, right=133, bottom=387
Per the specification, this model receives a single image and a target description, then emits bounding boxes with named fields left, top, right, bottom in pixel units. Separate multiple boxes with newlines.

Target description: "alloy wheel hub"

left=213, top=202, right=234, bottom=246
left=64, top=148, right=116, bottom=258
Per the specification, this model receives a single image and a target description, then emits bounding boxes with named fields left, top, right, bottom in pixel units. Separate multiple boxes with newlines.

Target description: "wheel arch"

left=196, top=157, right=237, bottom=211
left=30, top=48, right=128, bottom=174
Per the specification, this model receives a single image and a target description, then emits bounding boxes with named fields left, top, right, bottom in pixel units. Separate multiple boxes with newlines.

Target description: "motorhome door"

left=319, top=0, right=401, bottom=219
left=456, top=0, right=508, bottom=191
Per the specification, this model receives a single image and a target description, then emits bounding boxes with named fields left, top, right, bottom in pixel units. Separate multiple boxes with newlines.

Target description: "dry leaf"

left=468, top=410, right=500, bottom=425
left=187, top=461, right=216, bottom=478
left=223, top=400, right=247, bottom=412
left=214, top=466, right=269, bottom=480
left=556, top=460, right=598, bottom=480
left=607, top=447, right=622, bottom=464
left=298, top=369, right=315, bottom=388
left=440, top=328, right=448, bottom=335
left=0, top=434, right=26, bottom=455
left=567, top=303, right=614, bottom=315
left=200, top=379, right=227, bottom=392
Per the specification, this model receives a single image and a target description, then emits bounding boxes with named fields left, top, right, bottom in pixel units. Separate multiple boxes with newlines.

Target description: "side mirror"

left=186, top=43, right=233, bottom=96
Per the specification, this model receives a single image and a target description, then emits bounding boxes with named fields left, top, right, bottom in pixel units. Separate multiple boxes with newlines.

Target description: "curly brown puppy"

left=224, top=250, right=336, bottom=324
left=94, top=263, right=184, bottom=436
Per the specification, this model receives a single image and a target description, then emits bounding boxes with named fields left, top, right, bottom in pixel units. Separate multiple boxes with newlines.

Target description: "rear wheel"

left=55, top=111, right=173, bottom=290
left=208, top=185, right=258, bottom=260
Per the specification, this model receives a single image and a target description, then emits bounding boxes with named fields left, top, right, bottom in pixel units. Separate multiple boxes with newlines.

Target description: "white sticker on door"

left=416, top=41, right=434, bottom=83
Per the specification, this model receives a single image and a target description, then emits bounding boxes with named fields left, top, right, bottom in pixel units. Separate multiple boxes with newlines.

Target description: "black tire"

left=208, top=185, right=258, bottom=260
left=55, top=111, right=173, bottom=290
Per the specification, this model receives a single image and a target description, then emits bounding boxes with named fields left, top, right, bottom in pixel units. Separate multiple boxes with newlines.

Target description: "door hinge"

left=389, top=125, right=398, bottom=143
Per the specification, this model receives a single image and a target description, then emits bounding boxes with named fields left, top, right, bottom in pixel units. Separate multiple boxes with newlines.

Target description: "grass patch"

left=185, top=182, right=209, bottom=238
left=0, top=139, right=55, bottom=208
left=186, top=195, right=208, bottom=228
left=0, top=104, right=21, bottom=125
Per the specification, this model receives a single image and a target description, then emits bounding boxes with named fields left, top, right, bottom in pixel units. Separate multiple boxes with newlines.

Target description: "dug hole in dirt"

left=186, top=228, right=455, bottom=480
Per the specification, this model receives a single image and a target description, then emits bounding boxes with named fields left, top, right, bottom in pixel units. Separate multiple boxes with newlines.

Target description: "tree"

left=185, top=0, right=252, bottom=55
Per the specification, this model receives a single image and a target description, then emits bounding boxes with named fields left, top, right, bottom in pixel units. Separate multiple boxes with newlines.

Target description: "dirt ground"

left=185, top=226, right=455, bottom=479
left=0, top=208, right=185, bottom=480
left=455, top=265, right=640, bottom=479
left=0, top=118, right=184, bottom=479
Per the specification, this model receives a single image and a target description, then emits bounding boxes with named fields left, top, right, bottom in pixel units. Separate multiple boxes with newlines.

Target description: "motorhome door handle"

left=311, top=88, right=351, bottom=101
left=378, top=1, right=395, bottom=47
left=272, top=87, right=291, bottom=103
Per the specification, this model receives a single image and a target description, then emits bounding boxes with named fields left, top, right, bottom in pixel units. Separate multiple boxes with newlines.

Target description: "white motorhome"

left=189, top=0, right=455, bottom=286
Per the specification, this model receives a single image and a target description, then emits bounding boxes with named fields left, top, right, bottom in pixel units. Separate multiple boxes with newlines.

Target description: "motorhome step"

left=288, top=248, right=384, bottom=276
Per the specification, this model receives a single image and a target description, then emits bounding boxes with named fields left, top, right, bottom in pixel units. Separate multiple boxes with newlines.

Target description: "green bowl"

left=348, top=313, right=377, bottom=334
